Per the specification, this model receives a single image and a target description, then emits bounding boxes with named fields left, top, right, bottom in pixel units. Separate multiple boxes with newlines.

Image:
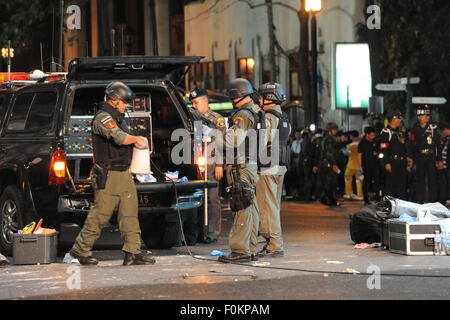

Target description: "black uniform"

left=409, top=122, right=440, bottom=203
left=318, top=134, right=340, bottom=205
left=438, top=135, right=450, bottom=204
left=379, top=126, right=408, bottom=200
left=300, top=133, right=314, bottom=200
left=358, top=137, right=381, bottom=203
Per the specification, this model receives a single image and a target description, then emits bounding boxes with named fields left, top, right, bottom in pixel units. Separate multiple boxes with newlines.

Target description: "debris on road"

left=353, top=243, right=372, bottom=249
left=210, top=250, right=226, bottom=256
left=62, top=252, right=79, bottom=264
left=326, top=260, right=344, bottom=264
left=345, top=268, right=360, bottom=274
left=0, top=253, right=9, bottom=266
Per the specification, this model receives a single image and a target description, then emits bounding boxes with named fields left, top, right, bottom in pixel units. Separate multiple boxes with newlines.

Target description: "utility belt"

left=226, top=165, right=254, bottom=212
left=391, top=154, right=405, bottom=161
left=93, top=163, right=129, bottom=190
left=419, top=148, right=433, bottom=155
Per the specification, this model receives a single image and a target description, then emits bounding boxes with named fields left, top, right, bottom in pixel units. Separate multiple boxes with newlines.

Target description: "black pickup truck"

left=0, top=56, right=216, bottom=255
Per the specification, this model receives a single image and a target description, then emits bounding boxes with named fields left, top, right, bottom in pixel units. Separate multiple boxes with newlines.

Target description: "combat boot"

left=218, top=252, right=251, bottom=263
left=69, top=250, right=98, bottom=266
left=123, top=251, right=156, bottom=266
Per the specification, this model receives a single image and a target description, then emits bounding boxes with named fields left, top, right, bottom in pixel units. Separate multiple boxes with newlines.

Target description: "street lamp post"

left=305, top=0, right=322, bottom=125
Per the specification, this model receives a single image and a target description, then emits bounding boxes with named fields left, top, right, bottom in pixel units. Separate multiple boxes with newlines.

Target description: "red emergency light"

left=0, top=72, right=30, bottom=82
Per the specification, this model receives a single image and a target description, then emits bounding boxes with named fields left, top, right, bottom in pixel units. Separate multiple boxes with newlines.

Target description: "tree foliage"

left=0, top=0, right=60, bottom=55
left=358, top=0, right=450, bottom=121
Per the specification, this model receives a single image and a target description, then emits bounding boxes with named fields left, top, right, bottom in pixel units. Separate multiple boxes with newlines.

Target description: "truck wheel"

left=139, top=215, right=181, bottom=249
left=0, top=186, right=25, bottom=256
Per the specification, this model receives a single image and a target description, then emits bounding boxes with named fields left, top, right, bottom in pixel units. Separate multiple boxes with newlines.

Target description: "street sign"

left=375, top=84, right=406, bottom=91
left=393, top=77, right=420, bottom=85
left=412, top=97, right=447, bottom=104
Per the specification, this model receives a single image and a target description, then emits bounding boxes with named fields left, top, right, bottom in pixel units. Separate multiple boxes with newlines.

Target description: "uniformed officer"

left=299, top=128, right=315, bottom=201
left=317, top=122, right=341, bottom=206
left=189, top=87, right=226, bottom=243
left=70, top=81, right=156, bottom=266
left=255, top=82, right=290, bottom=258
left=357, top=126, right=381, bottom=205
left=409, top=105, right=442, bottom=203
left=379, top=110, right=411, bottom=200
left=214, top=78, right=262, bottom=263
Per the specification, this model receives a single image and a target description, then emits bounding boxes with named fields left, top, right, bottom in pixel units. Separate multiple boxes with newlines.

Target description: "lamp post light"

left=305, top=0, right=322, bottom=125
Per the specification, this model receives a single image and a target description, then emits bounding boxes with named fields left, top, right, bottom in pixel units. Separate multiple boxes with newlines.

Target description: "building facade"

left=184, top=0, right=367, bottom=129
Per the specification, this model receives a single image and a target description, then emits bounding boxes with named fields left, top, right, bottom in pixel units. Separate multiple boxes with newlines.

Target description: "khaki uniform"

left=256, top=105, right=289, bottom=253
left=201, top=109, right=226, bottom=241
left=216, top=102, right=260, bottom=256
left=71, top=107, right=142, bottom=257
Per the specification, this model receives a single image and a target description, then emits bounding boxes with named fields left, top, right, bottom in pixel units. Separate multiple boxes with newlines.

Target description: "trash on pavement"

left=354, top=243, right=371, bottom=249
left=210, top=250, right=226, bottom=256
left=63, top=252, right=79, bottom=264
left=253, top=261, right=271, bottom=267
left=326, top=260, right=344, bottom=264
left=0, top=253, right=9, bottom=266
left=345, top=268, right=360, bottom=274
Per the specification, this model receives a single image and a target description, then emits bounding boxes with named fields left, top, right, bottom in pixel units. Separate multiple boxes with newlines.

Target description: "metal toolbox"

left=388, top=220, right=441, bottom=255
left=12, top=232, right=59, bottom=265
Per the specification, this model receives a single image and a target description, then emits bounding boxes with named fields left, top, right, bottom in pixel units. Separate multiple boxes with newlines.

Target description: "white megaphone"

left=130, top=139, right=151, bottom=174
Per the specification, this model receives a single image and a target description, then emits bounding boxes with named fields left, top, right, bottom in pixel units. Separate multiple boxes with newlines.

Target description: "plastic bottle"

left=433, top=231, right=441, bottom=256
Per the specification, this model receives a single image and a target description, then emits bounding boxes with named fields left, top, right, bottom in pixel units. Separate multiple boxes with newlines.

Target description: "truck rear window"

left=6, top=91, right=57, bottom=134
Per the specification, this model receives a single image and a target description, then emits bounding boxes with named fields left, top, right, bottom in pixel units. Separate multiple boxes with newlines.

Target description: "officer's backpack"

left=262, top=109, right=291, bottom=167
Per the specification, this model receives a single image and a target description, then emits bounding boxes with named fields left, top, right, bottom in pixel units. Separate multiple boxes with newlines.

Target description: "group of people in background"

left=285, top=105, right=450, bottom=207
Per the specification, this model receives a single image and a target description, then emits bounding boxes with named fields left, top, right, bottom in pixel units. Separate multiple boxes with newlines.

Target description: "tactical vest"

left=93, top=103, right=132, bottom=169
left=261, top=108, right=291, bottom=167
left=227, top=105, right=266, bottom=166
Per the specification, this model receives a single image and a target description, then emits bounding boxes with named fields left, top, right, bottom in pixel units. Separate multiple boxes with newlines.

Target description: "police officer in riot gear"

left=214, top=78, right=264, bottom=263
left=255, top=82, right=290, bottom=258
left=70, top=81, right=156, bottom=266
left=189, top=88, right=226, bottom=243
left=409, top=105, right=442, bottom=203
left=379, top=110, right=411, bottom=200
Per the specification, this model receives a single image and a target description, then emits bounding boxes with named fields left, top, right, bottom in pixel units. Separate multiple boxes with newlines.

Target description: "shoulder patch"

left=101, top=116, right=116, bottom=129
left=217, top=117, right=226, bottom=128
left=233, top=116, right=243, bottom=126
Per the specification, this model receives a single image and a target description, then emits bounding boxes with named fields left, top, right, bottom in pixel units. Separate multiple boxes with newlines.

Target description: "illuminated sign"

left=335, top=43, right=372, bottom=109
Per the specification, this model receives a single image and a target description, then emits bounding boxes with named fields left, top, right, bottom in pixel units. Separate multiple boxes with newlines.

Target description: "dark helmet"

left=105, top=81, right=134, bottom=104
left=226, top=78, right=254, bottom=99
left=416, top=104, right=431, bottom=116
left=258, top=82, right=286, bottom=105
left=387, top=109, right=402, bottom=121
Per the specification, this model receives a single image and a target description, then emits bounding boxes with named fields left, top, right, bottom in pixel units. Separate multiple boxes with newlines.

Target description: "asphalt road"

left=1, top=199, right=450, bottom=305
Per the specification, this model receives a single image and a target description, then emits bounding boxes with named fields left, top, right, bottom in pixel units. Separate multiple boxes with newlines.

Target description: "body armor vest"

left=261, top=108, right=291, bottom=167
left=227, top=105, right=266, bottom=166
left=93, top=102, right=132, bottom=169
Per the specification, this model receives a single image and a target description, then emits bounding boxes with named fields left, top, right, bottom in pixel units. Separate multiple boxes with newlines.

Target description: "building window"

left=188, top=60, right=230, bottom=92
left=236, top=57, right=255, bottom=80
left=289, top=53, right=302, bottom=99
